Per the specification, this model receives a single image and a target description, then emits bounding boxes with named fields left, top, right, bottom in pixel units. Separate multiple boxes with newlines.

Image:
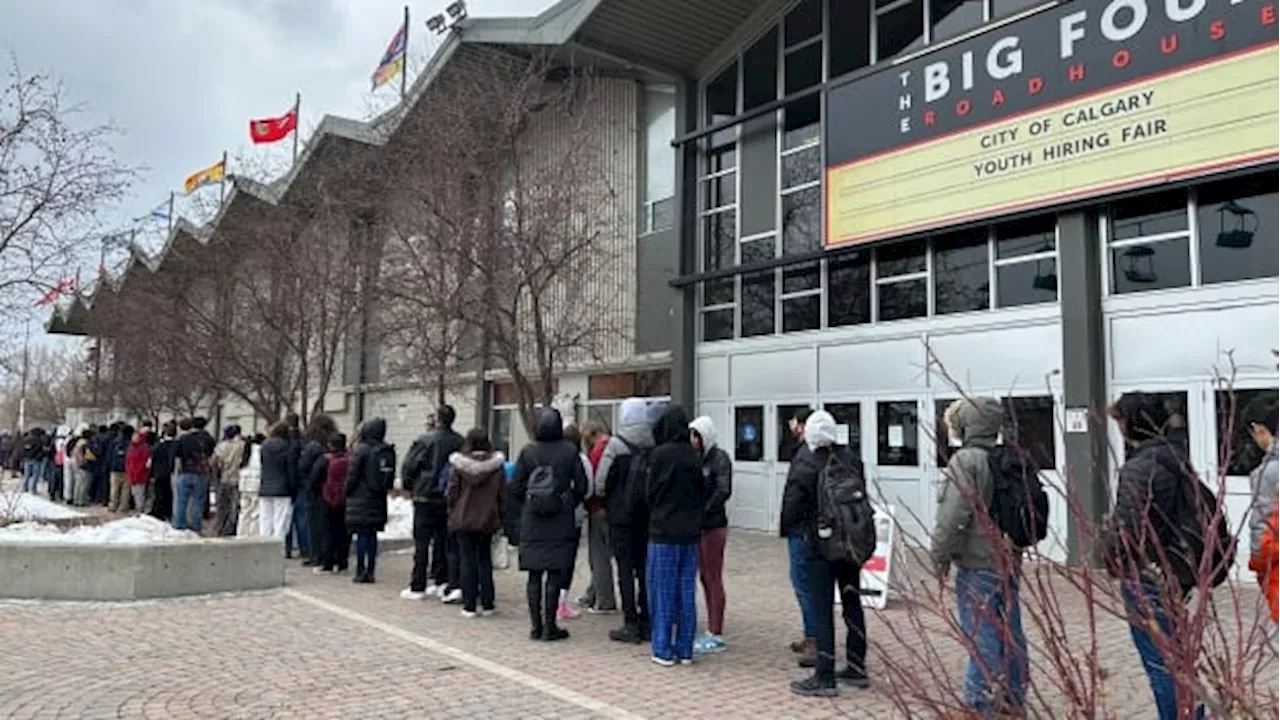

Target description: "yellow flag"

left=183, top=159, right=226, bottom=195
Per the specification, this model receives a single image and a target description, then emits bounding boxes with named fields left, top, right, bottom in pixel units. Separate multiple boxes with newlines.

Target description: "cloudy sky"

left=0, top=0, right=554, bottom=263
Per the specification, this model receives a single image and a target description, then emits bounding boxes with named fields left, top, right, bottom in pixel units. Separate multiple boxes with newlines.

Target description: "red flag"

left=35, top=277, right=73, bottom=307
left=248, top=107, right=298, bottom=144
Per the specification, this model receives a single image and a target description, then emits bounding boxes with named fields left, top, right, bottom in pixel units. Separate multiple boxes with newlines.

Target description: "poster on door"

left=836, top=504, right=897, bottom=609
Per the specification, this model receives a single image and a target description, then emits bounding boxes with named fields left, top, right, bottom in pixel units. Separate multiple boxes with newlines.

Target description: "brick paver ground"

left=0, top=530, right=1274, bottom=718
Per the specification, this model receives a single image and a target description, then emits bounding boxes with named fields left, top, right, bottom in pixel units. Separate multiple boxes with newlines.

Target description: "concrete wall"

left=0, top=537, right=285, bottom=601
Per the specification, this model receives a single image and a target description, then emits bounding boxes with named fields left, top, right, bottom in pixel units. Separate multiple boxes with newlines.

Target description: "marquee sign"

left=825, top=0, right=1279, bottom=248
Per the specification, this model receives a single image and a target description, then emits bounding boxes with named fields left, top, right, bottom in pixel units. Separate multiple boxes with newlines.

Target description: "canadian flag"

left=248, top=107, right=298, bottom=145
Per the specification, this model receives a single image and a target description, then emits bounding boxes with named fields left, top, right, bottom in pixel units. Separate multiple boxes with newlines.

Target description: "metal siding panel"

left=739, top=115, right=778, bottom=237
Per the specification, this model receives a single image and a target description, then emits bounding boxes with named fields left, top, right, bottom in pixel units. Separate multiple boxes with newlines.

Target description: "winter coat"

left=345, top=418, right=393, bottom=530
left=930, top=398, right=1005, bottom=573
left=509, top=409, right=588, bottom=573
left=690, top=415, right=733, bottom=530
left=780, top=413, right=862, bottom=553
left=108, top=434, right=128, bottom=473
left=22, top=433, right=43, bottom=462
left=1104, top=436, right=1199, bottom=590
left=447, top=451, right=506, bottom=534
left=298, top=439, right=327, bottom=497
left=125, top=433, right=152, bottom=486
left=1249, top=443, right=1279, bottom=562
left=584, top=434, right=609, bottom=514
left=599, top=398, right=656, bottom=528
left=322, top=450, right=350, bottom=508
left=213, top=438, right=246, bottom=487
left=150, top=437, right=177, bottom=480
left=1254, top=507, right=1279, bottom=622
left=403, top=427, right=465, bottom=503
left=258, top=436, right=296, bottom=498
left=646, top=405, right=707, bottom=545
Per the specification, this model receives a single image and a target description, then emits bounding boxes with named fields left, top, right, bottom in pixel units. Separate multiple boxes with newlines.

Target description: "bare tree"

left=0, top=56, right=135, bottom=322
left=0, top=342, right=92, bottom=428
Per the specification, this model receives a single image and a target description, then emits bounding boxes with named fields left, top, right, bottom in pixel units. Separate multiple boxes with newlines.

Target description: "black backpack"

left=1169, top=475, right=1235, bottom=590
left=986, top=445, right=1049, bottom=548
left=609, top=440, right=650, bottom=525
left=814, top=450, right=876, bottom=566
left=526, top=465, right=564, bottom=517
left=371, top=444, right=396, bottom=493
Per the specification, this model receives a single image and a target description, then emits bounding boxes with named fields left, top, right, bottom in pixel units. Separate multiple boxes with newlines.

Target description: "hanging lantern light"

left=1214, top=199, right=1257, bottom=248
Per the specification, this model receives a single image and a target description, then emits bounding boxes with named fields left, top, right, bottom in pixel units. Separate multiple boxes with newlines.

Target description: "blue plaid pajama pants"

left=646, top=541, right=699, bottom=661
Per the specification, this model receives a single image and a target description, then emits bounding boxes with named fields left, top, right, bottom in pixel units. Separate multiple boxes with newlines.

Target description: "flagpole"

left=17, top=317, right=29, bottom=434
left=219, top=150, right=228, bottom=209
left=167, top=191, right=175, bottom=236
left=293, top=92, right=301, bottom=166
left=400, top=5, right=410, bottom=101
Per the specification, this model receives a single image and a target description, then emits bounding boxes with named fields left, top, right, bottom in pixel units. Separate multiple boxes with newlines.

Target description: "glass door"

left=1208, top=382, right=1278, bottom=578
left=871, top=398, right=929, bottom=542
left=730, top=404, right=773, bottom=531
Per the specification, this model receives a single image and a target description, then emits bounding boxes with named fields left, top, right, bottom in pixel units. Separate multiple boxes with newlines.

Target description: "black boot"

left=836, top=667, right=870, bottom=688
left=609, top=624, right=644, bottom=644
left=542, top=626, right=570, bottom=642
left=790, top=675, right=838, bottom=698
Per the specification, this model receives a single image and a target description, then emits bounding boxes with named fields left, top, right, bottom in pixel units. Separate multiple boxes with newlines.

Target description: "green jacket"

left=930, top=397, right=1005, bottom=573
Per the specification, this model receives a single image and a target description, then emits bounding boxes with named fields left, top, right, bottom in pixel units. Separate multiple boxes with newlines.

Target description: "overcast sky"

left=0, top=0, right=554, bottom=263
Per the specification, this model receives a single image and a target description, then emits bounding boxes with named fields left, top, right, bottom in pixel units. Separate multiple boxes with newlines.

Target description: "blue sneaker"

left=693, top=633, right=726, bottom=655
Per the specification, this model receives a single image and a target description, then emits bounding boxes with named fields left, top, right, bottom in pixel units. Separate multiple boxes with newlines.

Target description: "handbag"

left=491, top=533, right=510, bottom=570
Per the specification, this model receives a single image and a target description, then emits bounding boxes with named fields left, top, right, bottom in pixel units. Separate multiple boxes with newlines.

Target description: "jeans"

left=583, top=509, right=616, bottom=610
left=306, top=494, right=326, bottom=562
left=1123, top=580, right=1204, bottom=720
left=287, top=491, right=311, bottom=558
left=807, top=554, right=868, bottom=684
left=647, top=541, right=699, bottom=662
left=173, top=473, right=207, bottom=532
left=527, top=569, right=564, bottom=634
left=457, top=531, right=495, bottom=612
left=129, top=485, right=146, bottom=514
left=410, top=502, right=449, bottom=592
left=788, top=535, right=816, bottom=638
left=611, top=525, right=649, bottom=629
left=955, top=568, right=1029, bottom=715
left=699, top=527, right=729, bottom=635
left=21, top=460, right=45, bottom=493
left=354, top=528, right=378, bottom=577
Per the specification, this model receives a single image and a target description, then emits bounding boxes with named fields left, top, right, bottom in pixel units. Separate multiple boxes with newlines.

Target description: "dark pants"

left=321, top=503, right=350, bottom=571
left=91, top=469, right=108, bottom=505
left=611, top=524, right=649, bottom=629
left=306, top=494, right=327, bottom=564
left=354, top=527, right=378, bottom=577
left=151, top=475, right=173, bottom=521
left=215, top=484, right=239, bottom=537
left=807, top=555, right=868, bottom=685
left=410, top=502, right=449, bottom=592
left=48, top=464, right=63, bottom=502
left=526, top=569, right=565, bottom=634
left=457, top=531, right=495, bottom=612
left=446, top=531, right=461, bottom=591
left=286, top=491, right=311, bottom=558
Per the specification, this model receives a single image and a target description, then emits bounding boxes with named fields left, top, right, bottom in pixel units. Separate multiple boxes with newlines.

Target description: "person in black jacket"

left=149, top=421, right=178, bottom=522
left=643, top=404, right=706, bottom=666
left=689, top=415, right=733, bottom=656
left=258, top=421, right=297, bottom=546
left=346, top=418, right=394, bottom=584
left=107, top=424, right=133, bottom=513
left=599, top=398, right=657, bottom=644
left=400, top=406, right=465, bottom=602
left=785, top=410, right=870, bottom=698
left=509, top=408, right=588, bottom=641
left=282, top=412, right=312, bottom=562
left=1105, top=392, right=1208, bottom=720
left=299, top=414, right=338, bottom=568
left=780, top=406, right=818, bottom=664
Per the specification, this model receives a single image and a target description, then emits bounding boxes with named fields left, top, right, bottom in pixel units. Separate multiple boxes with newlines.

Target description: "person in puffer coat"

left=258, top=422, right=297, bottom=543
left=689, top=415, right=733, bottom=655
left=446, top=427, right=506, bottom=616
left=597, top=398, right=657, bottom=644
left=346, top=418, right=393, bottom=584
left=509, top=408, right=588, bottom=642
left=929, top=398, right=1027, bottom=714
left=1244, top=392, right=1280, bottom=622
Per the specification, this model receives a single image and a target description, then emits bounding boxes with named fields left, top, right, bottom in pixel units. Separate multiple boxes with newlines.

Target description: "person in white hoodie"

left=690, top=415, right=733, bottom=655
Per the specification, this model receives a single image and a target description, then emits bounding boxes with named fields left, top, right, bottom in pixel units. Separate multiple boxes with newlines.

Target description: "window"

left=1003, top=396, right=1056, bottom=470
left=735, top=406, right=765, bottom=461
left=782, top=186, right=821, bottom=255
left=877, top=400, right=919, bottom=466
left=824, top=402, right=863, bottom=455
left=1216, top=388, right=1278, bottom=477
left=703, top=211, right=736, bottom=271
left=783, top=293, right=821, bottom=332
left=828, top=0, right=871, bottom=76
left=931, top=0, right=986, bottom=41
left=785, top=0, right=823, bottom=46
left=782, top=146, right=820, bottom=189
left=875, top=0, right=925, bottom=61
left=741, top=269, right=776, bottom=337
left=491, top=407, right=513, bottom=458
left=584, top=403, right=617, bottom=434
left=778, top=403, right=814, bottom=462
left=1197, top=173, right=1279, bottom=285
left=995, top=215, right=1058, bottom=307
left=1109, top=191, right=1192, bottom=294
left=743, top=28, right=779, bottom=110
left=934, top=399, right=961, bottom=467
left=932, top=229, right=990, bottom=314
left=640, top=86, right=676, bottom=234
left=784, top=96, right=821, bottom=151
left=828, top=252, right=871, bottom=326
left=876, top=243, right=928, bottom=321
left=702, top=307, right=734, bottom=341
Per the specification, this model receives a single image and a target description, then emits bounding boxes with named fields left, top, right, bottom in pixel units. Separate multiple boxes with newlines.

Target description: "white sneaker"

left=441, top=588, right=463, bottom=604
left=425, top=583, right=440, bottom=597
left=399, top=588, right=427, bottom=601
left=480, top=609, right=496, bottom=617
left=460, top=609, right=477, bottom=618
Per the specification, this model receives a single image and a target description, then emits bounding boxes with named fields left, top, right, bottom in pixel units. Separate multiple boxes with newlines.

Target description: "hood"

left=615, top=398, right=656, bottom=449
left=448, top=451, right=506, bottom=479
left=804, top=410, right=839, bottom=451
left=130, top=431, right=149, bottom=446
left=946, top=397, right=1004, bottom=445
left=534, top=408, right=564, bottom=442
left=360, top=418, right=387, bottom=443
left=689, top=416, right=718, bottom=452
left=653, top=404, right=691, bottom=445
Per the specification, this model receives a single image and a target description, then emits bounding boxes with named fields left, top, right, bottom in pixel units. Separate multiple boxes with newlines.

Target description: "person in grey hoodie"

left=1245, top=397, right=1279, bottom=601
left=598, top=397, right=658, bottom=644
left=690, top=415, right=732, bottom=655
left=929, top=397, right=1027, bottom=716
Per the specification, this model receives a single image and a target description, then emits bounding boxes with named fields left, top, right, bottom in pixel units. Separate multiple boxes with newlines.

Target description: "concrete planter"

left=0, top=537, right=285, bottom=601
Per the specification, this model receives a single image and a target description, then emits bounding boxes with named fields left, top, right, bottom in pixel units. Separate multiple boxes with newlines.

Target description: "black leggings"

left=457, top=531, right=495, bottom=612
left=526, top=569, right=565, bottom=634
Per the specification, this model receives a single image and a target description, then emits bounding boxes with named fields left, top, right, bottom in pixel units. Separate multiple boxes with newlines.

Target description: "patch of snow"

left=379, top=497, right=413, bottom=541
left=0, top=491, right=86, bottom=521
left=0, top=515, right=204, bottom=545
